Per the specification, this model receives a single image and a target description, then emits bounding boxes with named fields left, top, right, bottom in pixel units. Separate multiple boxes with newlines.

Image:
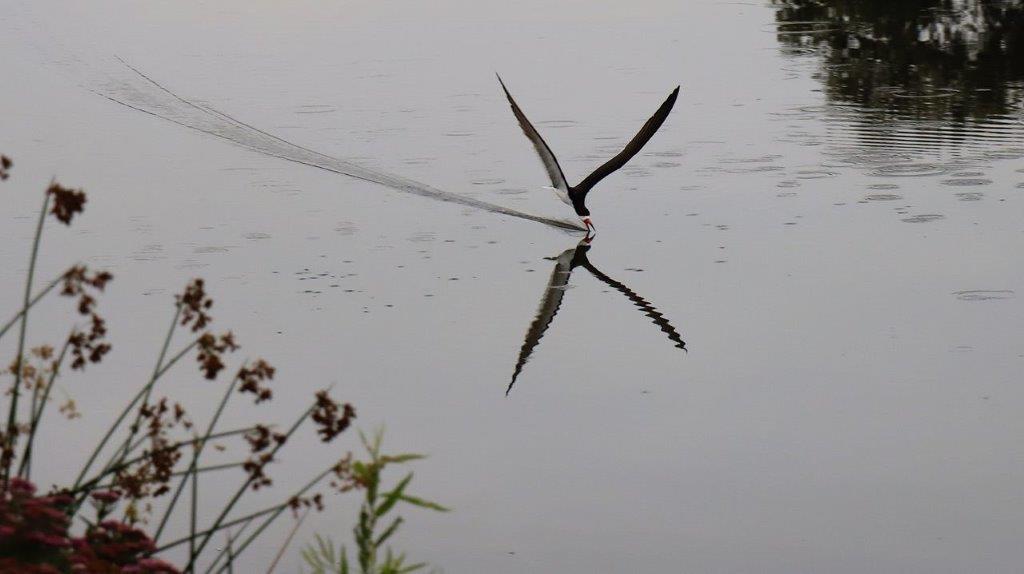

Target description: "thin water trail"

left=96, top=58, right=584, bottom=232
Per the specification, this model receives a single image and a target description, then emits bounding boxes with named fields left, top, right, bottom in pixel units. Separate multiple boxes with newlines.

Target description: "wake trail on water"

left=92, top=56, right=584, bottom=232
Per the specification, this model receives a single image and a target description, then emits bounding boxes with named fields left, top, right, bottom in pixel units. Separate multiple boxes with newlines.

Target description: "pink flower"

left=8, top=477, right=36, bottom=495
left=91, top=490, right=121, bottom=504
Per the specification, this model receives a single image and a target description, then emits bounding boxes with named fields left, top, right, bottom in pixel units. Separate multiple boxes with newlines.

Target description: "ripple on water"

left=334, top=221, right=357, bottom=236
left=868, top=183, right=900, bottom=190
left=880, top=86, right=959, bottom=100
left=901, top=214, right=945, bottom=223
left=406, top=231, right=436, bottom=243
left=194, top=246, right=231, bottom=254
left=865, top=193, right=902, bottom=201
left=795, top=169, right=838, bottom=179
left=941, top=178, right=992, bottom=187
left=295, top=104, right=337, bottom=115
left=954, top=290, right=1015, bottom=301
left=956, top=192, right=985, bottom=201
left=762, top=21, right=842, bottom=36
left=983, top=149, right=1024, bottom=161
left=537, top=119, right=577, bottom=128
left=869, top=163, right=948, bottom=177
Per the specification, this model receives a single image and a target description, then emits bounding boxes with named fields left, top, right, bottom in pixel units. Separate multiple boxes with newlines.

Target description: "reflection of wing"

left=580, top=261, right=687, bottom=351
left=507, top=247, right=577, bottom=395
left=497, top=75, right=571, bottom=194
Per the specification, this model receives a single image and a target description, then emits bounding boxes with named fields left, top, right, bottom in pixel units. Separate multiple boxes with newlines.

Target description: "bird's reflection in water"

left=507, top=237, right=687, bottom=395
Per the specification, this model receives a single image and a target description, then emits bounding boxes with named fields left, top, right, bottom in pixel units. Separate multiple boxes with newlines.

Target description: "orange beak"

left=582, top=218, right=595, bottom=233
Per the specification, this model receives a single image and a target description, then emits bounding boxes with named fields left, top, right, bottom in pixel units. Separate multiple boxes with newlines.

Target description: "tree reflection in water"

left=773, top=0, right=1024, bottom=155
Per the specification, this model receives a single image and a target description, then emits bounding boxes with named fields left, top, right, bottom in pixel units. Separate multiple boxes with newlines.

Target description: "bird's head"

left=581, top=216, right=595, bottom=235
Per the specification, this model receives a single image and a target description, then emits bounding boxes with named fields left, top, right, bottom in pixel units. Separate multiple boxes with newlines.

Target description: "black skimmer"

left=497, top=76, right=680, bottom=233
left=506, top=237, right=687, bottom=395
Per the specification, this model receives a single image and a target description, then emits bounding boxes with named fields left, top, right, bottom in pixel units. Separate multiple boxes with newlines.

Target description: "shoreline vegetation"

left=0, top=155, right=444, bottom=574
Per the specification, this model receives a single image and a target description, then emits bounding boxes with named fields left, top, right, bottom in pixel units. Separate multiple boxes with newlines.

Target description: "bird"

left=497, top=75, right=680, bottom=233
left=506, top=236, right=687, bottom=395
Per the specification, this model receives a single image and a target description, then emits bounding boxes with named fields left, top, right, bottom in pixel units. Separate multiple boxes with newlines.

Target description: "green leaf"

left=376, top=473, right=413, bottom=517
left=375, top=516, right=404, bottom=547
left=380, top=454, right=426, bottom=465
left=398, top=494, right=450, bottom=512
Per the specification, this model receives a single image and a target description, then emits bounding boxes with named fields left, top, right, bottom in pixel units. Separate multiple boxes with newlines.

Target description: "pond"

left=1, top=0, right=1023, bottom=571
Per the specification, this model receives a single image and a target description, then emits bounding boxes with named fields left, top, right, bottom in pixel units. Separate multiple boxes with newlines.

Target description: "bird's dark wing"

left=580, top=259, right=687, bottom=352
left=497, top=75, right=570, bottom=193
left=575, top=86, right=680, bottom=194
left=507, top=247, right=577, bottom=395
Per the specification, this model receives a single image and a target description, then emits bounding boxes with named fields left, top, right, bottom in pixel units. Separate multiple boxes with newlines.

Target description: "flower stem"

left=185, top=403, right=315, bottom=572
left=72, top=306, right=182, bottom=491
left=155, top=370, right=241, bottom=542
left=3, top=192, right=50, bottom=488
left=17, top=338, right=71, bottom=479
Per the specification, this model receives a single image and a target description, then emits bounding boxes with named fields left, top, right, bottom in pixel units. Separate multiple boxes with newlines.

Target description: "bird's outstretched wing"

left=575, top=86, right=680, bottom=194
left=497, top=75, right=570, bottom=194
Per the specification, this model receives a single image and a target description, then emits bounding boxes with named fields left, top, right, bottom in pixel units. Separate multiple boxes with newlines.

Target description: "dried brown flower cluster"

left=46, top=182, right=86, bottom=225
left=287, top=492, right=324, bottom=514
left=115, top=399, right=191, bottom=504
left=176, top=279, right=212, bottom=333
left=0, top=155, right=11, bottom=180
left=62, top=265, right=113, bottom=315
left=311, top=391, right=356, bottom=443
left=237, top=359, right=274, bottom=403
left=328, top=453, right=357, bottom=493
left=242, top=424, right=287, bottom=491
left=62, top=266, right=114, bottom=371
left=7, top=345, right=57, bottom=393
left=1, top=346, right=62, bottom=470
left=195, top=331, right=238, bottom=380
left=68, top=315, right=110, bottom=371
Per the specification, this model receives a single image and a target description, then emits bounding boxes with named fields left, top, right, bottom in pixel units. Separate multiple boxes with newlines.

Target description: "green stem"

left=3, top=192, right=50, bottom=487
left=113, top=305, right=183, bottom=464
left=0, top=273, right=64, bottom=342
left=207, top=465, right=337, bottom=574
left=155, top=371, right=241, bottom=542
left=71, top=427, right=256, bottom=498
left=17, top=338, right=71, bottom=479
left=152, top=505, right=270, bottom=554
left=86, top=462, right=246, bottom=490
left=72, top=308, right=185, bottom=491
left=186, top=403, right=315, bottom=572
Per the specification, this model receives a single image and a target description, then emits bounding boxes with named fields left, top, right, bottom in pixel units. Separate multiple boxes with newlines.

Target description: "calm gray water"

left=2, top=0, right=1024, bottom=571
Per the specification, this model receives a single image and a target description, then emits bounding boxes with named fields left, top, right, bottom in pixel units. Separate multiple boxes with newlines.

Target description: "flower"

left=195, top=331, right=238, bottom=380
left=176, top=279, right=213, bottom=332
left=237, top=359, right=274, bottom=403
left=46, top=183, right=86, bottom=225
left=311, top=391, right=356, bottom=443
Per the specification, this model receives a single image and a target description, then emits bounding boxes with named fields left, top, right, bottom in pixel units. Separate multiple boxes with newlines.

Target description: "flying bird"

left=497, top=75, right=680, bottom=233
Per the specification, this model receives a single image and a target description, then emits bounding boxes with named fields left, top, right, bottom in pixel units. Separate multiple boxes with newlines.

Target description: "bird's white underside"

left=542, top=185, right=573, bottom=207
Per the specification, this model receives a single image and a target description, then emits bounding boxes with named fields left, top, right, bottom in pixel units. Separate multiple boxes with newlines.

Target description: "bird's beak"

left=583, top=218, right=595, bottom=234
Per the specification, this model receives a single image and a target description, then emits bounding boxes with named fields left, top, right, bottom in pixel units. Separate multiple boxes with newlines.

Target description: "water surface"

left=2, top=0, right=1024, bottom=571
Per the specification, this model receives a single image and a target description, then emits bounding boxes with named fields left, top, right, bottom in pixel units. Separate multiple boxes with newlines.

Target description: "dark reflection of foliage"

left=773, top=0, right=1024, bottom=120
